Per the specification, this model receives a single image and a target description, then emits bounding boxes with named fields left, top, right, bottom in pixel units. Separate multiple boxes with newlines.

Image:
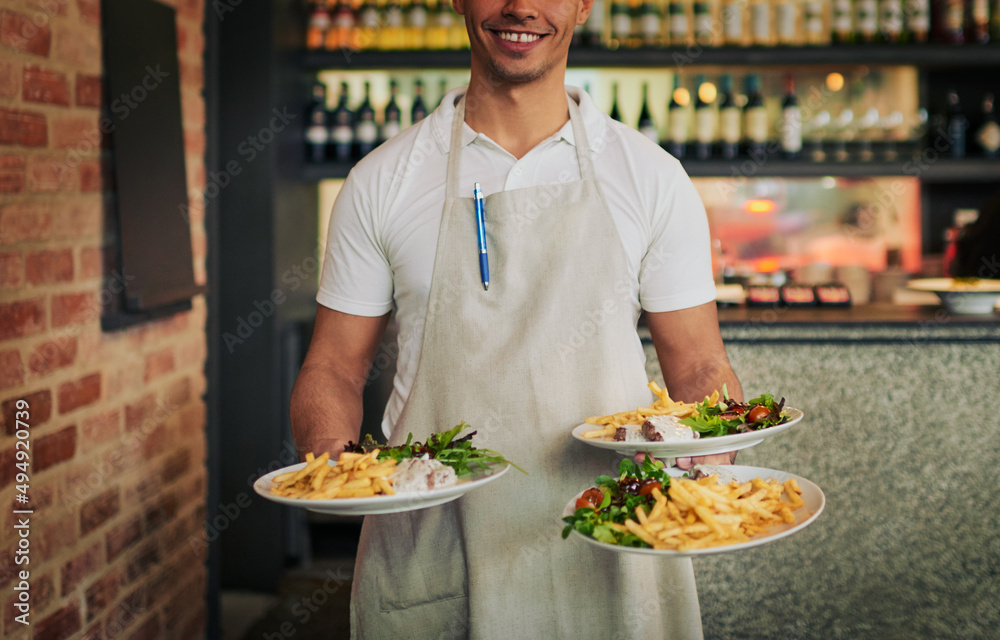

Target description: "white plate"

left=253, top=461, right=510, bottom=515
left=906, top=278, right=1000, bottom=315
left=571, top=407, right=804, bottom=458
left=562, top=465, right=825, bottom=557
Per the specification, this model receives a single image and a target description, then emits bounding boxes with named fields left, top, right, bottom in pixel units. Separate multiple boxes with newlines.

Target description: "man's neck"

left=462, top=68, right=570, bottom=160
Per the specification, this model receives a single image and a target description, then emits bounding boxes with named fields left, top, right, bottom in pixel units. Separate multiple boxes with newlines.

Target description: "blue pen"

left=473, top=182, right=490, bottom=291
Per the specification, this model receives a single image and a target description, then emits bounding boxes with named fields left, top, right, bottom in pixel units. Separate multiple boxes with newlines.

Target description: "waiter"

left=290, top=0, right=742, bottom=636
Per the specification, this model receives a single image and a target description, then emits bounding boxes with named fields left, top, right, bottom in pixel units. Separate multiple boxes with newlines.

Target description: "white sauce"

left=644, top=414, right=698, bottom=441
left=389, top=457, right=457, bottom=493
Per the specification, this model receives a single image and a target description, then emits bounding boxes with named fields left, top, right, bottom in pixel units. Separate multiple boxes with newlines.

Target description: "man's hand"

left=675, top=451, right=737, bottom=470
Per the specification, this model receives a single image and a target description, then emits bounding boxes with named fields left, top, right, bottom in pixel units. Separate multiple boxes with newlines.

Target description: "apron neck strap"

left=445, top=90, right=596, bottom=199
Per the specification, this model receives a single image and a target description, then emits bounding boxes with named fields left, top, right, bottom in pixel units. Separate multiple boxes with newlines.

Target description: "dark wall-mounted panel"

left=104, top=0, right=199, bottom=312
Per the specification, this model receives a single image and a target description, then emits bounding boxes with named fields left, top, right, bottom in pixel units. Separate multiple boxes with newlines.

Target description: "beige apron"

left=351, top=94, right=703, bottom=640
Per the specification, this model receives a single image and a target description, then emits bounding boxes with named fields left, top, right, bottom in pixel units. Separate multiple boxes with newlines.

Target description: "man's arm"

left=289, top=305, right=391, bottom=460
left=645, top=301, right=742, bottom=468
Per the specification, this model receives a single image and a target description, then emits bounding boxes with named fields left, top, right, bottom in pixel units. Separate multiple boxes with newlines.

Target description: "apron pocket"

left=370, top=504, right=468, bottom=612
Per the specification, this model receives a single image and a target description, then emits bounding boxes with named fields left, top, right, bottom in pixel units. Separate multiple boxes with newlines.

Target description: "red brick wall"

left=0, top=0, right=207, bottom=638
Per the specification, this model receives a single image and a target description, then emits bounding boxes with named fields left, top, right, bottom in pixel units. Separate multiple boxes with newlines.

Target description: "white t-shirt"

left=318, top=86, right=716, bottom=437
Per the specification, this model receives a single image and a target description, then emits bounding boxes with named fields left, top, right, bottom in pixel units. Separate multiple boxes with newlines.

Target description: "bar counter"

left=639, top=304, right=999, bottom=639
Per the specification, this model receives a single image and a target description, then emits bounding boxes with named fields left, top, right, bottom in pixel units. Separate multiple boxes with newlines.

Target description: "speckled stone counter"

left=640, top=314, right=1000, bottom=640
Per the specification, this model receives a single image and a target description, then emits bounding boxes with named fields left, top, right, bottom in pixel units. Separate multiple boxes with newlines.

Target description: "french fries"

left=582, top=381, right=702, bottom=439
left=623, top=475, right=806, bottom=552
left=270, top=449, right=399, bottom=500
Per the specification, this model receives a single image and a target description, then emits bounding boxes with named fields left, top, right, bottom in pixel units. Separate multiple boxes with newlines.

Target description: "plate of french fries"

left=572, top=382, right=804, bottom=457
left=253, top=449, right=510, bottom=516
left=562, top=466, right=824, bottom=556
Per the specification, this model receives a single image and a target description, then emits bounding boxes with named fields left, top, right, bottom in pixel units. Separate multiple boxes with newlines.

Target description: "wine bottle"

left=668, top=75, right=689, bottom=158
left=640, top=0, right=663, bottom=46
left=610, top=82, right=622, bottom=122
left=976, top=93, right=1000, bottom=157
left=803, top=0, right=827, bottom=44
left=722, top=0, right=747, bottom=45
left=719, top=74, right=741, bottom=160
left=638, top=83, right=659, bottom=143
left=381, top=79, right=402, bottom=143
left=855, top=0, right=878, bottom=42
left=693, top=1, right=715, bottom=44
left=831, top=0, right=854, bottom=43
left=407, top=0, right=429, bottom=49
left=694, top=74, right=715, bottom=160
left=969, top=0, right=990, bottom=42
left=357, top=0, right=380, bottom=49
left=781, top=74, right=802, bottom=159
left=306, top=0, right=331, bottom=50
left=330, top=82, right=354, bottom=162
left=583, top=0, right=606, bottom=46
left=411, top=79, right=428, bottom=123
left=355, top=81, right=378, bottom=158
left=775, top=0, right=800, bottom=45
left=750, top=0, right=773, bottom=45
left=668, top=0, right=689, bottom=46
left=946, top=89, right=967, bottom=158
left=878, top=0, right=904, bottom=42
left=305, top=82, right=330, bottom=163
left=935, top=0, right=966, bottom=43
left=436, top=77, right=448, bottom=109
left=609, top=0, right=632, bottom=48
left=743, top=73, right=767, bottom=158
left=905, top=0, right=930, bottom=41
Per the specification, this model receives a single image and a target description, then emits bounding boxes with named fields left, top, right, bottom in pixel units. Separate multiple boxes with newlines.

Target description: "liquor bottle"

left=610, top=83, right=622, bottom=122
left=693, top=0, right=715, bottom=44
left=583, top=0, right=606, bottom=46
left=381, top=0, right=405, bottom=49
left=356, top=0, right=380, bottom=49
left=694, top=74, right=716, bottom=160
left=640, top=0, right=663, bottom=46
left=609, top=0, right=632, bottom=48
left=436, top=77, right=448, bottom=108
left=775, top=0, right=800, bottom=44
left=326, top=0, right=355, bottom=50
left=637, top=82, right=659, bottom=143
left=993, top=0, right=1000, bottom=39
left=781, top=73, right=802, bottom=159
left=946, top=89, right=967, bottom=157
left=743, top=73, right=767, bottom=157
left=381, top=79, right=402, bottom=143
left=831, top=0, right=854, bottom=43
left=330, top=82, right=354, bottom=162
left=719, top=74, right=741, bottom=160
left=969, top=0, right=990, bottom=42
left=904, top=0, right=930, bottom=41
left=976, top=93, right=1000, bottom=157
left=407, top=0, right=429, bottom=48
left=668, top=0, right=689, bottom=45
left=934, top=0, right=965, bottom=43
left=878, top=0, right=904, bottom=41
left=855, top=0, right=878, bottom=42
left=750, top=0, right=773, bottom=44
left=668, top=75, right=689, bottom=158
left=411, top=79, right=428, bottom=123
left=306, top=0, right=331, bottom=50
left=722, top=0, right=747, bottom=44
left=355, top=81, right=378, bottom=157
left=427, top=0, right=450, bottom=48
left=448, top=0, right=468, bottom=48
left=305, top=82, right=330, bottom=163
left=803, top=0, right=828, bottom=43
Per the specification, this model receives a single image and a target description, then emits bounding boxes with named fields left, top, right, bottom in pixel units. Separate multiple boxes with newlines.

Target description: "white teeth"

left=498, top=31, right=540, bottom=43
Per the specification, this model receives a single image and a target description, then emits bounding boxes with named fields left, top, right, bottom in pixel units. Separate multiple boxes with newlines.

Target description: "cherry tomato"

left=575, top=497, right=597, bottom=511
left=638, top=480, right=662, bottom=497
left=746, top=404, right=771, bottom=424
left=581, top=488, right=604, bottom=506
